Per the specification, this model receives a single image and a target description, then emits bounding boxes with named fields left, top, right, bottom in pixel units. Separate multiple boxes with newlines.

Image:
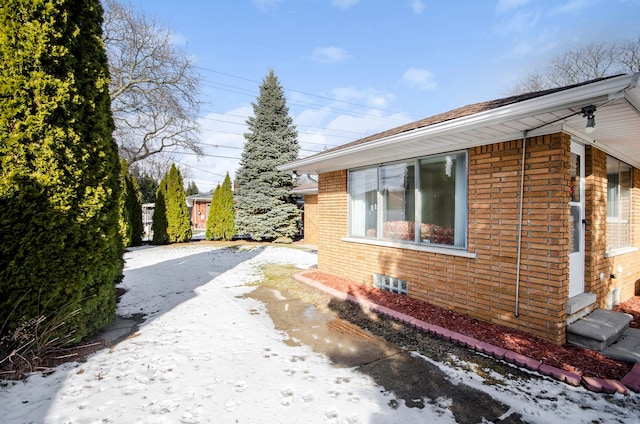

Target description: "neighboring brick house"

left=186, top=191, right=213, bottom=230
left=280, top=74, right=640, bottom=345
left=291, top=178, right=319, bottom=245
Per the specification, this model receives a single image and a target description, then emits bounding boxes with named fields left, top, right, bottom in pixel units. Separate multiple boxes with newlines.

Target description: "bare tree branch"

left=508, top=37, right=638, bottom=95
left=103, top=0, right=202, bottom=167
left=619, top=35, right=640, bottom=74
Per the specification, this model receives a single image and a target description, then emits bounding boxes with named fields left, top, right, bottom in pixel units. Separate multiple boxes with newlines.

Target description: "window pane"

left=349, top=168, right=378, bottom=237
left=380, top=162, right=415, bottom=241
left=347, top=151, right=467, bottom=248
left=419, top=154, right=461, bottom=246
left=570, top=153, right=581, bottom=203
left=569, top=205, right=580, bottom=253
left=607, top=156, right=632, bottom=250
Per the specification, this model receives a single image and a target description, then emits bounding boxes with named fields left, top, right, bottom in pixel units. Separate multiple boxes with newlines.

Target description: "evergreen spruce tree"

left=206, top=172, right=236, bottom=241
left=185, top=181, right=199, bottom=196
left=119, top=159, right=143, bottom=247
left=135, top=173, right=158, bottom=203
left=0, top=0, right=123, bottom=342
left=235, top=69, right=300, bottom=241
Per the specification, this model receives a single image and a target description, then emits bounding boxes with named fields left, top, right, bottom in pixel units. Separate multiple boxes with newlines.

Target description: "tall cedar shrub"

left=0, top=0, right=123, bottom=341
left=152, top=164, right=191, bottom=244
left=165, top=164, right=191, bottom=242
left=206, top=172, right=236, bottom=241
left=205, top=184, right=221, bottom=240
left=151, top=174, right=169, bottom=244
left=235, top=69, right=300, bottom=241
left=119, top=159, right=143, bottom=247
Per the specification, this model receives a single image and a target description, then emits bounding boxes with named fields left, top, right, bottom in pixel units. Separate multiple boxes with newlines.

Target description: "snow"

left=1, top=243, right=639, bottom=423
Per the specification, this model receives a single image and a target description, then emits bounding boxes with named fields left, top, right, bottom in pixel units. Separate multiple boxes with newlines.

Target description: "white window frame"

left=605, top=156, right=634, bottom=255
left=347, top=151, right=469, bottom=254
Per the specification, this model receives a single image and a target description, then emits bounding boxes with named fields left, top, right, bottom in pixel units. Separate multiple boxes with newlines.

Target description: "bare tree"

left=547, top=41, right=619, bottom=87
left=619, top=35, right=640, bottom=74
left=509, top=70, right=551, bottom=96
left=130, top=155, right=192, bottom=184
left=509, top=37, right=640, bottom=95
left=103, top=0, right=202, bottom=166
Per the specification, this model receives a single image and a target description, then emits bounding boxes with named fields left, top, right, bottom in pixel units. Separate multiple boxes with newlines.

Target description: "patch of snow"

left=1, top=244, right=639, bottom=423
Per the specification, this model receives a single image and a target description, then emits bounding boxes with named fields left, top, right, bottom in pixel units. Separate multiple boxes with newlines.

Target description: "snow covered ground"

left=1, top=243, right=639, bottom=423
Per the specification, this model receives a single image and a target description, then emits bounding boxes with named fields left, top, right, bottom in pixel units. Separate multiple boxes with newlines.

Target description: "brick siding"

left=316, top=133, right=640, bottom=345
left=302, top=194, right=319, bottom=245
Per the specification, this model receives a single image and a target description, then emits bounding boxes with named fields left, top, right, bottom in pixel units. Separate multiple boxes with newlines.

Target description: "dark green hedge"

left=0, top=0, right=123, bottom=343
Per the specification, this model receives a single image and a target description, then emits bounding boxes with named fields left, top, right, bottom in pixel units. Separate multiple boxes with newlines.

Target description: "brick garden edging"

left=293, top=271, right=639, bottom=395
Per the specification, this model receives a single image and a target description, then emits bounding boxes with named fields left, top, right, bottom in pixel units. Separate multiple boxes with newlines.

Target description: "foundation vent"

left=373, top=273, right=407, bottom=295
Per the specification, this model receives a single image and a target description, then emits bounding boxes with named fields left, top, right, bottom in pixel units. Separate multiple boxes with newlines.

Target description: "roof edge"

left=280, top=73, right=639, bottom=173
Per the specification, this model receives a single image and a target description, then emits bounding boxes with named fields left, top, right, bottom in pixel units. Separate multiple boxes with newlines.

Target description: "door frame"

left=569, top=141, right=585, bottom=298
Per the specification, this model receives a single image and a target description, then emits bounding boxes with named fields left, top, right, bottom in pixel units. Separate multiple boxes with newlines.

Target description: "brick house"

left=291, top=177, right=319, bottom=245
left=280, top=74, right=640, bottom=345
left=186, top=191, right=213, bottom=230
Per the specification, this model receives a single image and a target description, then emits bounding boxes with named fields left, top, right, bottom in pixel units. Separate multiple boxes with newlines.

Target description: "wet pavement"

left=246, top=285, right=527, bottom=423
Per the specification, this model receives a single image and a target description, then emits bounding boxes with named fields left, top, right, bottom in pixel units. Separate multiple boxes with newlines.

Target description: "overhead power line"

left=195, top=65, right=413, bottom=125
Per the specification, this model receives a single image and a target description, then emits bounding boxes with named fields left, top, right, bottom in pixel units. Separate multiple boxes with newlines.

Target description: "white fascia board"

left=280, top=74, right=639, bottom=173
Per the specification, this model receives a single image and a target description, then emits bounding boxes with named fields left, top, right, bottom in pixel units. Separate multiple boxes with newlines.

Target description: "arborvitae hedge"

left=0, top=0, right=123, bottom=342
left=152, top=164, right=191, bottom=244
left=119, top=159, right=143, bottom=247
left=205, top=184, right=221, bottom=241
left=165, top=164, right=191, bottom=243
left=152, top=175, right=169, bottom=244
left=206, top=172, right=236, bottom=241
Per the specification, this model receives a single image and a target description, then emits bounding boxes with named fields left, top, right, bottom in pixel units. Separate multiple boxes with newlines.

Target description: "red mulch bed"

left=304, top=270, right=637, bottom=381
left=615, top=296, right=640, bottom=329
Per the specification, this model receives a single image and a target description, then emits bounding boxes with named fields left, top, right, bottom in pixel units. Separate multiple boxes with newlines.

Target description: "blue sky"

left=128, top=0, right=640, bottom=190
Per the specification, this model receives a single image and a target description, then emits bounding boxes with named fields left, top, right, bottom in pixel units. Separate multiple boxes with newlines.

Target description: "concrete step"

left=602, top=328, right=640, bottom=363
left=567, top=309, right=632, bottom=351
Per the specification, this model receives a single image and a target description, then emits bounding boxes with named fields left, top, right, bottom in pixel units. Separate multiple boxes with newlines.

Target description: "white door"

left=569, top=142, right=585, bottom=298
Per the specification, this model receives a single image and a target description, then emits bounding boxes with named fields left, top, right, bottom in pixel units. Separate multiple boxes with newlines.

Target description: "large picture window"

left=348, top=152, right=467, bottom=248
left=607, top=156, right=632, bottom=251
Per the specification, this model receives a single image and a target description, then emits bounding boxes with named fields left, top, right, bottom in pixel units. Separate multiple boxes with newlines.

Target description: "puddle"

left=244, top=285, right=524, bottom=421
left=246, top=286, right=402, bottom=368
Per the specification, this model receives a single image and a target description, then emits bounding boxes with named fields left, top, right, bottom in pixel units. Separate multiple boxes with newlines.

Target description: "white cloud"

left=401, top=67, right=437, bottom=91
left=331, top=0, right=360, bottom=9
left=495, top=0, right=532, bottom=13
left=310, top=46, right=351, bottom=64
left=510, top=34, right=558, bottom=56
left=493, top=10, right=540, bottom=35
left=252, top=0, right=283, bottom=11
left=169, top=32, right=188, bottom=46
left=551, top=0, right=601, bottom=15
left=411, top=0, right=426, bottom=14
left=330, top=86, right=395, bottom=108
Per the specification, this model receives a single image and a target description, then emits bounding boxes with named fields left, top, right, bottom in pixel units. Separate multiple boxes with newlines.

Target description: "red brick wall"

left=191, top=200, right=209, bottom=229
left=317, top=134, right=572, bottom=344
